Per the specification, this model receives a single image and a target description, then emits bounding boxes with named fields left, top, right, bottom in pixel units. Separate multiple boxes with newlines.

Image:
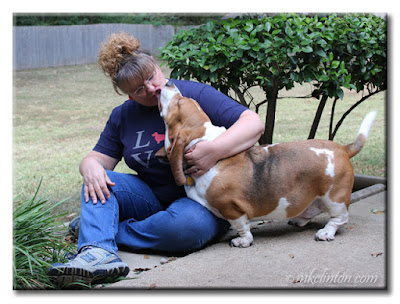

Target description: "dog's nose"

left=165, top=80, right=174, bottom=87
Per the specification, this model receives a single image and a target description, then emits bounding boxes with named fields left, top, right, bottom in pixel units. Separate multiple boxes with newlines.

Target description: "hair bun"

left=98, top=32, right=141, bottom=80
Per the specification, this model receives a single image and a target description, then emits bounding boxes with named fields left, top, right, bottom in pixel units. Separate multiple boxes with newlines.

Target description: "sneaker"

left=48, top=246, right=130, bottom=287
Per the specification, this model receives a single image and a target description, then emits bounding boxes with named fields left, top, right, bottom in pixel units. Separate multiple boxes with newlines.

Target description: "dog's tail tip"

left=346, top=111, right=378, bottom=158
left=358, top=110, right=377, bottom=138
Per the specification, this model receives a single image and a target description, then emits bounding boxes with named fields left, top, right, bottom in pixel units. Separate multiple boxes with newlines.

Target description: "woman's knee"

left=162, top=199, right=230, bottom=251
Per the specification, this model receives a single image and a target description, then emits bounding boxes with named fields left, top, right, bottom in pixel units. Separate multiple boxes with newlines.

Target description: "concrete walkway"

left=98, top=187, right=387, bottom=290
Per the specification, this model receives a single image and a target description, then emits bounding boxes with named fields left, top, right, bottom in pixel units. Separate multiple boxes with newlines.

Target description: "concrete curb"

left=351, top=183, right=386, bottom=203
left=353, top=174, right=387, bottom=191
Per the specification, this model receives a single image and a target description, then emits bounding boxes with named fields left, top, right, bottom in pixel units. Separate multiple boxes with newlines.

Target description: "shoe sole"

left=49, top=265, right=130, bottom=287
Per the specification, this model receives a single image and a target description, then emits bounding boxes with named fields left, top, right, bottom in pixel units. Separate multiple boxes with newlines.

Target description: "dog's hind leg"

left=228, top=214, right=253, bottom=248
left=314, top=198, right=349, bottom=241
left=314, top=180, right=351, bottom=241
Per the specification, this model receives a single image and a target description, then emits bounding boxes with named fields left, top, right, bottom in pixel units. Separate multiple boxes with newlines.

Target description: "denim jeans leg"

left=116, top=197, right=231, bottom=254
left=77, top=171, right=164, bottom=255
left=78, top=170, right=230, bottom=255
left=77, top=185, right=119, bottom=254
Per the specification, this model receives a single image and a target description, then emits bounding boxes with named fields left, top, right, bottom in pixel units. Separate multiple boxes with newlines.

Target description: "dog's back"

left=206, top=111, right=377, bottom=221
left=207, top=140, right=351, bottom=220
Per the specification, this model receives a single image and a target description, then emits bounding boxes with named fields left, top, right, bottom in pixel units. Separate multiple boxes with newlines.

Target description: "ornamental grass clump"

left=13, top=179, right=75, bottom=289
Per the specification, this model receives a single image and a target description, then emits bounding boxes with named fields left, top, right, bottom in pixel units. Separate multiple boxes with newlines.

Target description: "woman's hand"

left=184, top=141, right=219, bottom=177
left=79, top=151, right=118, bottom=204
left=183, top=110, right=264, bottom=177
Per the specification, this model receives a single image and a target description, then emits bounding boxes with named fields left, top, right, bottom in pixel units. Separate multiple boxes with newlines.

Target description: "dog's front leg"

left=229, top=214, right=253, bottom=248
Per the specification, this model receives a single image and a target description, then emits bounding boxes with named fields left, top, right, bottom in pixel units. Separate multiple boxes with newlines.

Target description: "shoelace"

left=65, top=252, right=77, bottom=260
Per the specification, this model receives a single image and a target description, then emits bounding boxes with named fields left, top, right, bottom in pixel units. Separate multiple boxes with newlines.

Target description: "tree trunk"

left=259, top=85, right=279, bottom=145
left=308, top=94, right=328, bottom=139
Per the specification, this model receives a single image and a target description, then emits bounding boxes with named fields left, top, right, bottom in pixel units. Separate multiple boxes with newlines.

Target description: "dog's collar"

left=184, top=138, right=204, bottom=153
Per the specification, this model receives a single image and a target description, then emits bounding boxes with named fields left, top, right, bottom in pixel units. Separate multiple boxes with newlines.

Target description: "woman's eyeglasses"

left=131, top=71, right=157, bottom=97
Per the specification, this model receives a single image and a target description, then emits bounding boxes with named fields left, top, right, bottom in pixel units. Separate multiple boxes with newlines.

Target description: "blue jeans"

left=77, top=170, right=230, bottom=255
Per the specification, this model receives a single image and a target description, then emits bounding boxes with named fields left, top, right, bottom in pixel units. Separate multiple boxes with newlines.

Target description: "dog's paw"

left=315, top=228, right=335, bottom=241
left=230, top=236, right=253, bottom=248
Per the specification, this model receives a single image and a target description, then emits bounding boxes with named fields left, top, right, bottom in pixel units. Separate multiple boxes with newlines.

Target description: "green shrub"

left=13, top=179, right=75, bottom=289
left=161, top=13, right=386, bottom=143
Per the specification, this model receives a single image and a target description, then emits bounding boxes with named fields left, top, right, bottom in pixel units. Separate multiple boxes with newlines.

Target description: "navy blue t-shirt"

left=93, top=79, right=247, bottom=206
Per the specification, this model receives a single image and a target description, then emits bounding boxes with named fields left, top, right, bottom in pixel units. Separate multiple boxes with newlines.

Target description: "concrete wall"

left=13, top=24, right=177, bottom=70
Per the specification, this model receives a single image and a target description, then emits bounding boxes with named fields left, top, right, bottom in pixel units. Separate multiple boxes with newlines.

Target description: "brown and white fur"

left=156, top=81, right=377, bottom=247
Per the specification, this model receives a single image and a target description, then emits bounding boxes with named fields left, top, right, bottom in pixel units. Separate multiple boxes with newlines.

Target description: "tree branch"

left=255, top=99, right=268, bottom=113
left=331, top=88, right=382, bottom=139
left=329, top=97, right=338, bottom=140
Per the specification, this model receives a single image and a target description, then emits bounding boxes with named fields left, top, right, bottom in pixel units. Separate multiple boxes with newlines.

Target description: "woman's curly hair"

left=97, top=32, right=156, bottom=95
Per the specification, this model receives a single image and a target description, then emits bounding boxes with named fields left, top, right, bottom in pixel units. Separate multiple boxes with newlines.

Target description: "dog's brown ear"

left=168, top=129, right=189, bottom=186
left=163, top=97, right=208, bottom=186
left=155, top=146, right=168, bottom=159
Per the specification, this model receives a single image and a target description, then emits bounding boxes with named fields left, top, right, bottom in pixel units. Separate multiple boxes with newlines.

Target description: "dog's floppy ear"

left=167, top=128, right=189, bottom=186
left=155, top=146, right=168, bottom=159
left=163, top=97, right=209, bottom=186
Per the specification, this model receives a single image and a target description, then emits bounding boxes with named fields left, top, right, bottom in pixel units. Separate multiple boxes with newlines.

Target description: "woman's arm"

left=79, top=151, right=119, bottom=204
left=184, top=109, right=264, bottom=176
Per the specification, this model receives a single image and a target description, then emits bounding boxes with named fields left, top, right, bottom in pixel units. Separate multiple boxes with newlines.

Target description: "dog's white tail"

left=357, top=111, right=377, bottom=139
left=345, top=111, right=377, bottom=158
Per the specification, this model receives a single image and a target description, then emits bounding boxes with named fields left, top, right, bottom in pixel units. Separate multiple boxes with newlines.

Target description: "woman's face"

left=126, top=65, right=167, bottom=107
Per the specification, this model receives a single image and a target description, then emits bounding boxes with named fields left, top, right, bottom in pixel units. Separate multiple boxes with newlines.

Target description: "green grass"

left=13, top=64, right=131, bottom=214
left=13, top=62, right=386, bottom=217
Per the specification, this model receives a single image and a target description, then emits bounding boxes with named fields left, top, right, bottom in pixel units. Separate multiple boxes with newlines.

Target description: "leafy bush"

left=161, top=13, right=386, bottom=143
left=13, top=179, right=75, bottom=289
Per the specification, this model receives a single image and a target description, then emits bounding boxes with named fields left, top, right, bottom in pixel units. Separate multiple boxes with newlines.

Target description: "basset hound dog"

left=156, top=81, right=377, bottom=248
